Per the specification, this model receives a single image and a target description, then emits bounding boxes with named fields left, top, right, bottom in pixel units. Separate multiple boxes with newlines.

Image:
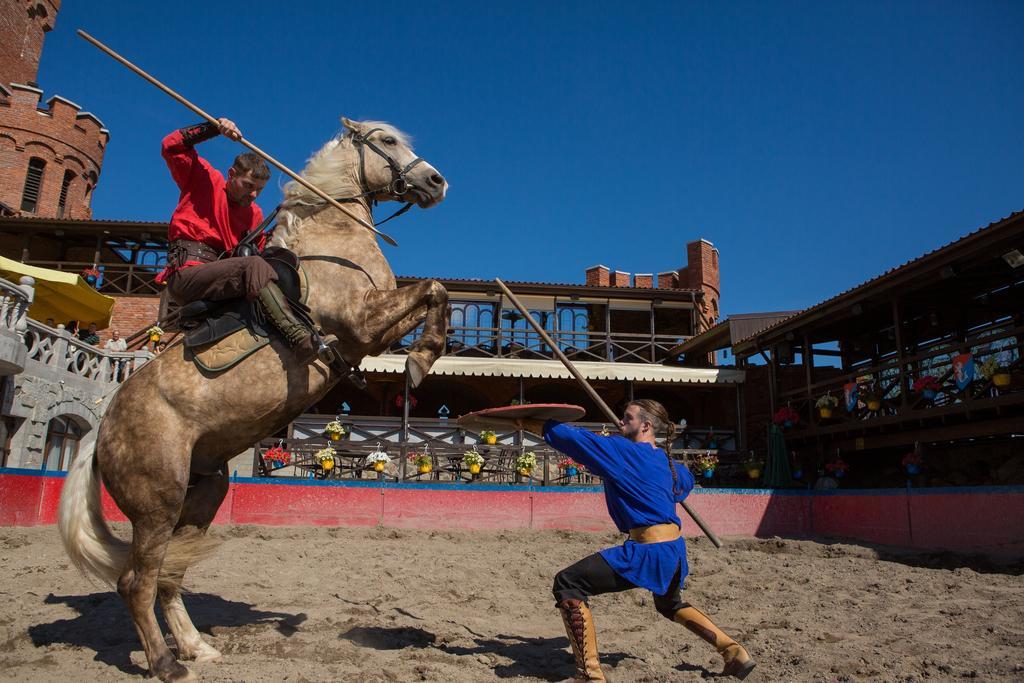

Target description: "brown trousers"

left=166, top=256, right=277, bottom=305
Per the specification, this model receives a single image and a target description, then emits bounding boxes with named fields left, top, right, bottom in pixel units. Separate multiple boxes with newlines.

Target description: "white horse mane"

left=272, top=121, right=412, bottom=248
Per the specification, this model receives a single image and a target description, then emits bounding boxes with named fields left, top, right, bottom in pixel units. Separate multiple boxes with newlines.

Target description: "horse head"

left=342, top=118, right=447, bottom=208
left=284, top=118, right=446, bottom=212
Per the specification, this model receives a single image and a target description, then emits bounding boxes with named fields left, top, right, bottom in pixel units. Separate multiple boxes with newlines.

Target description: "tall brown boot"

left=674, top=605, right=755, bottom=680
left=257, top=283, right=337, bottom=364
left=557, top=599, right=606, bottom=681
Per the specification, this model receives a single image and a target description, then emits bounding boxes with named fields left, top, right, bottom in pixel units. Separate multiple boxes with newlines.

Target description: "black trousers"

left=553, top=552, right=687, bottom=620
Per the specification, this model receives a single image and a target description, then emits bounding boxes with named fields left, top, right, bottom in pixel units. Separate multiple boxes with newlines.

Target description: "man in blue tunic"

left=516, top=399, right=755, bottom=681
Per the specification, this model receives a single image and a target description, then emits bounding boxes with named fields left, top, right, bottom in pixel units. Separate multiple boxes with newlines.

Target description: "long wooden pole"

left=495, top=278, right=723, bottom=548
left=76, top=29, right=398, bottom=248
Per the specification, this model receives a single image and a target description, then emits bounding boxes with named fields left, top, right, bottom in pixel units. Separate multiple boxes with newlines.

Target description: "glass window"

left=42, top=416, right=83, bottom=472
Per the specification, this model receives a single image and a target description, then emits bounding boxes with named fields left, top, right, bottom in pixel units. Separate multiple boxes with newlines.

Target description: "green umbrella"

left=764, top=423, right=794, bottom=488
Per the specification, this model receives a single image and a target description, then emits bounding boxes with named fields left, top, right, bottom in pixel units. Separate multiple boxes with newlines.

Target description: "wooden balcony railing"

left=778, top=319, right=1023, bottom=436
left=251, top=414, right=738, bottom=484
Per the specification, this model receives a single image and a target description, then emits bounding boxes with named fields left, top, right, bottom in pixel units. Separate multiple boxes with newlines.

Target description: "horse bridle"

left=234, top=127, right=425, bottom=255
left=351, top=127, right=426, bottom=200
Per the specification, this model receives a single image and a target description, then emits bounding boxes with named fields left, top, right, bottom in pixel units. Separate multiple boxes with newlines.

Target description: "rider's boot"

left=257, top=282, right=335, bottom=364
left=556, top=599, right=606, bottom=681
left=673, top=605, right=755, bottom=680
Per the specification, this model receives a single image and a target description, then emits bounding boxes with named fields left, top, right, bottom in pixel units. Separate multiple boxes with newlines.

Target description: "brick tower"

left=677, top=239, right=721, bottom=333
left=0, top=0, right=108, bottom=219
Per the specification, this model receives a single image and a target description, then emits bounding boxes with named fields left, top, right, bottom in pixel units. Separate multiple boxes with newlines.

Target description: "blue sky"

left=36, top=1, right=1024, bottom=317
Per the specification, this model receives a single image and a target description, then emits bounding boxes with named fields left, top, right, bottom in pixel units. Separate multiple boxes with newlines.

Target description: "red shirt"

left=157, top=129, right=264, bottom=282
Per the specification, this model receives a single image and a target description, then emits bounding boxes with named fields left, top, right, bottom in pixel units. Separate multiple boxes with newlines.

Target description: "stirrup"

left=315, top=335, right=367, bottom=389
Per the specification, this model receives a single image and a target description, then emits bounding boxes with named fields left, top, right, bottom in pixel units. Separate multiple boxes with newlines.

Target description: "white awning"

left=359, top=354, right=744, bottom=384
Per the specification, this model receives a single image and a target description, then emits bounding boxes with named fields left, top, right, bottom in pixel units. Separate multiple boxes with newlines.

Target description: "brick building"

left=585, top=238, right=721, bottom=334
left=0, top=0, right=108, bottom=219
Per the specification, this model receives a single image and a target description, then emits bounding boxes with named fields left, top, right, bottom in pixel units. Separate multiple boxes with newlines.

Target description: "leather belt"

left=168, top=239, right=221, bottom=268
left=628, top=523, right=681, bottom=543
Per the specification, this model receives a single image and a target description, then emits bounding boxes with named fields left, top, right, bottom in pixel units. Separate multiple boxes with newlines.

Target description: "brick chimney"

left=585, top=265, right=610, bottom=287
left=657, top=271, right=678, bottom=289
left=634, top=273, right=653, bottom=288
left=611, top=270, right=631, bottom=287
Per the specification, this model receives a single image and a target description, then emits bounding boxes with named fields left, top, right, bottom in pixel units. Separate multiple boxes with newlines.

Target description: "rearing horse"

left=57, top=118, right=448, bottom=682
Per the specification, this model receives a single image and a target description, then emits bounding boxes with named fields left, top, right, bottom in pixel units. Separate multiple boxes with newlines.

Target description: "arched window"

left=42, top=415, right=83, bottom=471
left=21, top=157, right=46, bottom=213
left=57, top=169, right=76, bottom=218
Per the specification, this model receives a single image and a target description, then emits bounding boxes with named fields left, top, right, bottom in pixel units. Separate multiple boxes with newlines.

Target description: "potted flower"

left=479, top=429, right=497, bottom=446
left=408, top=451, right=432, bottom=474
left=772, top=406, right=800, bottom=428
left=901, top=451, right=923, bottom=476
left=263, top=445, right=291, bottom=468
left=694, top=452, right=718, bottom=479
left=979, top=353, right=1013, bottom=389
left=365, top=445, right=391, bottom=473
left=862, top=386, right=883, bottom=412
left=558, top=457, right=585, bottom=478
left=815, top=394, right=838, bottom=419
left=147, top=325, right=164, bottom=343
left=463, top=449, right=485, bottom=475
left=515, top=451, right=537, bottom=477
left=912, top=375, right=941, bottom=401
left=315, top=446, right=336, bottom=472
left=323, top=419, right=346, bottom=441
left=81, top=267, right=101, bottom=286
left=743, top=456, right=764, bottom=480
left=825, top=458, right=848, bottom=479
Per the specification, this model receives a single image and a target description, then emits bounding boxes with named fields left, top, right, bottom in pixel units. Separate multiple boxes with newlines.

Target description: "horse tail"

left=58, top=447, right=222, bottom=590
left=58, top=446, right=128, bottom=587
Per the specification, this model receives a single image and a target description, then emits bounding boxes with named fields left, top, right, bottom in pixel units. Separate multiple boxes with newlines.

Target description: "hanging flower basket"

left=81, top=267, right=101, bottom=286
left=323, top=419, right=346, bottom=441
left=694, top=452, right=718, bottom=479
left=463, top=449, right=484, bottom=475
left=772, top=406, right=800, bottom=428
left=263, top=445, right=291, bottom=469
left=479, top=430, right=497, bottom=445
left=315, top=447, right=336, bottom=472
left=825, top=458, right=848, bottom=479
left=515, top=451, right=537, bottom=477
left=901, top=452, right=923, bottom=476
left=912, top=376, right=941, bottom=401
left=815, top=394, right=838, bottom=419
left=365, top=445, right=391, bottom=473
left=558, top=457, right=585, bottom=479
left=147, top=325, right=164, bottom=343
left=408, top=451, right=432, bottom=474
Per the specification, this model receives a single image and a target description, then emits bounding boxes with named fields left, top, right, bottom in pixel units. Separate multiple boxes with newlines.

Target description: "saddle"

left=178, top=248, right=311, bottom=372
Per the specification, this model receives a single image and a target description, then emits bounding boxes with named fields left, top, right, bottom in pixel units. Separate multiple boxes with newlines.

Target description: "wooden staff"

left=495, top=278, right=723, bottom=548
left=76, top=29, right=398, bottom=247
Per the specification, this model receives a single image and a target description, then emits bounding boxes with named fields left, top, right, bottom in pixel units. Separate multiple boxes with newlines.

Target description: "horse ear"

left=341, top=117, right=361, bottom=133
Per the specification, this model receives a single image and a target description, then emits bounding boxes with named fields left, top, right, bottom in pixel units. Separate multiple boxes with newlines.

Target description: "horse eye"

left=383, top=136, right=397, bottom=145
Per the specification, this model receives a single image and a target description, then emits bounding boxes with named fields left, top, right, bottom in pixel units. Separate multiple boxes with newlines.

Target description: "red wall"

left=3, top=470, right=1022, bottom=555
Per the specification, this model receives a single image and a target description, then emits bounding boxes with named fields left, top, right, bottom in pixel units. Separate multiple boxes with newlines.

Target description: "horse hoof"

left=405, top=354, right=428, bottom=389
left=159, top=661, right=197, bottom=682
left=187, top=642, right=222, bottom=663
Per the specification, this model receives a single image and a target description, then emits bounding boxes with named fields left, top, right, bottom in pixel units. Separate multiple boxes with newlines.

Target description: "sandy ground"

left=1, top=525, right=1023, bottom=682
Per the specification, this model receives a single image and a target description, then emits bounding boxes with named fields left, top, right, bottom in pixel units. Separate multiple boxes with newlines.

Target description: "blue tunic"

left=544, top=420, right=696, bottom=596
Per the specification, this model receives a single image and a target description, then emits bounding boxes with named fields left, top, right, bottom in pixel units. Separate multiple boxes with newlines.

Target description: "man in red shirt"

left=158, top=118, right=319, bottom=353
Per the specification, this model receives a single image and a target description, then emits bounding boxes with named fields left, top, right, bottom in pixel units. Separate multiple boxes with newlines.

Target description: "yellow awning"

left=0, top=256, right=116, bottom=329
